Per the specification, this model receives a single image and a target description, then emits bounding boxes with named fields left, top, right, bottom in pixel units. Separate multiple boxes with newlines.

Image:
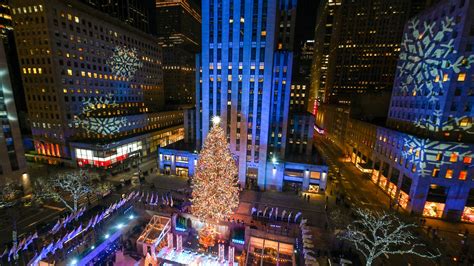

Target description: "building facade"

left=11, top=0, right=182, bottom=168
left=309, top=0, right=427, bottom=107
left=80, top=0, right=155, bottom=34
left=0, top=39, right=27, bottom=187
left=156, top=0, right=201, bottom=107
left=316, top=0, right=474, bottom=222
left=308, top=0, right=341, bottom=113
left=159, top=0, right=328, bottom=192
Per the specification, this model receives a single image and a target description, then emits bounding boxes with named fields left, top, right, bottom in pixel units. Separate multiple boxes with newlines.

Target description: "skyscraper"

left=0, top=0, right=27, bottom=187
left=155, top=0, right=201, bottom=107
left=11, top=0, right=184, bottom=168
left=308, top=0, right=341, bottom=113
left=309, top=0, right=427, bottom=108
left=80, top=0, right=155, bottom=34
left=159, top=0, right=328, bottom=192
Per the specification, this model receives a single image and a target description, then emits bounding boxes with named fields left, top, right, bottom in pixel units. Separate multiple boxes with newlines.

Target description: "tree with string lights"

left=339, top=208, right=440, bottom=266
left=191, top=116, right=239, bottom=248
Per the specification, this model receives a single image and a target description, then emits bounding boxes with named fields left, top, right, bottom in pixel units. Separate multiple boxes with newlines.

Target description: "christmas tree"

left=191, top=116, right=239, bottom=223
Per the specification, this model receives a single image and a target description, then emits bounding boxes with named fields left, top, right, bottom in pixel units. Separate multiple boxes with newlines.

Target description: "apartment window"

left=458, top=73, right=466, bottom=81
left=445, top=169, right=453, bottom=179
left=67, top=69, right=72, bottom=76
left=459, top=170, right=467, bottom=180
left=436, top=153, right=442, bottom=161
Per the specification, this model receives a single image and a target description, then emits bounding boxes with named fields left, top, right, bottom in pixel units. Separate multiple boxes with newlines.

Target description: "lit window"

left=434, top=75, right=440, bottom=82
left=261, top=31, right=266, bottom=36
left=240, top=17, right=244, bottom=23
left=463, top=156, right=472, bottom=164
left=457, top=73, right=466, bottom=81
left=411, top=165, right=416, bottom=172
left=443, top=74, right=449, bottom=82
left=449, top=152, right=458, bottom=162
left=67, top=69, right=72, bottom=76
left=74, top=16, right=79, bottom=23
left=436, top=153, right=442, bottom=161
left=459, top=170, right=467, bottom=180
left=63, top=89, right=67, bottom=93
left=445, top=169, right=453, bottom=179
left=460, top=118, right=470, bottom=127
left=432, top=168, right=439, bottom=177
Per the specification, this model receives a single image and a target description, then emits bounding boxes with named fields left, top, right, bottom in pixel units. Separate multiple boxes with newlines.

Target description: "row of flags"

left=251, top=206, right=303, bottom=223
left=29, top=191, right=139, bottom=265
left=138, top=191, right=174, bottom=207
left=51, top=206, right=86, bottom=234
left=0, top=232, right=38, bottom=261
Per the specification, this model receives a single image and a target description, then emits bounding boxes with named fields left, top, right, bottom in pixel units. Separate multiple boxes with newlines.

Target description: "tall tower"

left=197, top=0, right=297, bottom=187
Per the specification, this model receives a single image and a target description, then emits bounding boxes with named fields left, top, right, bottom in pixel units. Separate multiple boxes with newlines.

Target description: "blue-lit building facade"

left=370, top=0, right=474, bottom=222
left=159, top=0, right=328, bottom=192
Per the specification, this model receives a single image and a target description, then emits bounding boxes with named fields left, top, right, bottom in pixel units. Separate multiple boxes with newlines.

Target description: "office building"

left=156, top=0, right=201, bottom=107
left=80, top=0, right=155, bottom=34
left=0, top=0, right=27, bottom=187
left=309, top=0, right=427, bottom=108
left=308, top=0, right=341, bottom=113
left=159, top=0, right=328, bottom=193
left=11, top=0, right=183, bottom=168
left=316, top=0, right=474, bottom=222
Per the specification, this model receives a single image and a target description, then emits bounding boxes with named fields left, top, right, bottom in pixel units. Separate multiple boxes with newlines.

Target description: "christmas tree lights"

left=191, top=117, right=239, bottom=222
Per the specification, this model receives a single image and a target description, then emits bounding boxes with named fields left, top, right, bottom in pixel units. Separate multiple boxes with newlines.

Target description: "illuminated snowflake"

left=107, top=46, right=143, bottom=80
left=69, top=94, right=128, bottom=135
left=401, top=134, right=472, bottom=177
left=397, top=16, right=474, bottom=131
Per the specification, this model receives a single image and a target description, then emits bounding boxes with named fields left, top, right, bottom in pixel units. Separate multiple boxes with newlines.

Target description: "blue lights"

left=104, top=234, right=110, bottom=239
left=116, top=223, right=124, bottom=229
left=128, top=214, right=134, bottom=220
left=175, top=226, right=186, bottom=232
left=70, top=258, right=78, bottom=265
left=231, top=239, right=245, bottom=245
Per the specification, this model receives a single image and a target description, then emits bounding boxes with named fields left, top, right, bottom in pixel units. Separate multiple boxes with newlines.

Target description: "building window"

left=459, top=170, right=467, bottom=180
left=67, top=69, right=72, bottom=76
left=449, top=152, right=458, bottom=162
left=458, top=73, right=466, bottom=81
left=432, top=168, right=439, bottom=177
left=463, top=156, right=472, bottom=164
left=445, top=169, right=453, bottom=179
left=436, top=153, right=442, bottom=161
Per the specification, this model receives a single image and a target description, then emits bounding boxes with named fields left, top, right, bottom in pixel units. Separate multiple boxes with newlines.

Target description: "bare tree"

left=339, top=208, right=440, bottom=266
left=33, top=171, right=92, bottom=212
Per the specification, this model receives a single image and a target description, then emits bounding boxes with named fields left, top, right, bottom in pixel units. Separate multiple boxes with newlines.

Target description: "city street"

left=315, top=135, right=474, bottom=265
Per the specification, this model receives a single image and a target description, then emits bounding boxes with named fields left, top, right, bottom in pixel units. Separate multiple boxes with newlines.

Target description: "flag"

left=165, top=195, right=169, bottom=205
left=149, top=193, right=154, bottom=205
left=161, top=195, right=165, bottom=204
left=92, top=214, right=99, bottom=227
left=0, top=247, right=7, bottom=258
left=146, top=192, right=150, bottom=202
left=170, top=194, right=174, bottom=207
left=294, top=212, right=302, bottom=223
left=275, top=208, right=279, bottom=220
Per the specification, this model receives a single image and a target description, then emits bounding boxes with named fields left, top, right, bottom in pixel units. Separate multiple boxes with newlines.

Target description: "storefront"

left=461, top=206, right=474, bottom=223
left=423, top=202, right=445, bottom=218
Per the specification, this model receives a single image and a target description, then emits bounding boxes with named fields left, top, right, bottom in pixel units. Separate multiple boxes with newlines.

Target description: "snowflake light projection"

left=107, top=46, right=143, bottom=80
left=397, top=16, right=474, bottom=131
left=401, top=134, right=471, bottom=177
left=70, top=94, right=127, bottom=135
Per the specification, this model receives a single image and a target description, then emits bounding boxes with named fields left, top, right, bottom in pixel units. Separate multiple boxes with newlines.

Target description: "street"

left=315, top=135, right=474, bottom=265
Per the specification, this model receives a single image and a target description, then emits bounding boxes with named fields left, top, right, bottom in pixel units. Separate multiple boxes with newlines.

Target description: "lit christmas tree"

left=192, top=116, right=239, bottom=221
left=191, top=116, right=239, bottom=247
